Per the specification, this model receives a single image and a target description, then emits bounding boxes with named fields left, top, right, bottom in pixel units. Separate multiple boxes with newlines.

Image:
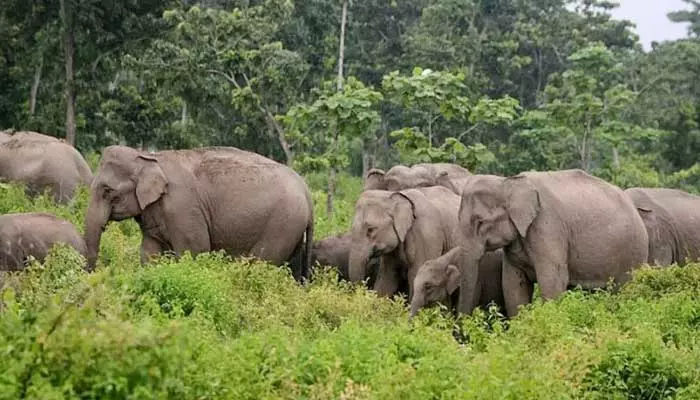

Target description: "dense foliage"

left=1, top=178, right=700, bottom=399
left=4, top=0, right=700, bottom=190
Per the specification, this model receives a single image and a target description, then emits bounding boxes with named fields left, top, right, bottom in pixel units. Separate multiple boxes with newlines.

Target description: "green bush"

left=2, top=175, right=700, bottom=398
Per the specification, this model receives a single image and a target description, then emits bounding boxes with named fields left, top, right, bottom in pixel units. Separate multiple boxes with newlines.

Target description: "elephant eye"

left=366, top=227, right=376, bottom=237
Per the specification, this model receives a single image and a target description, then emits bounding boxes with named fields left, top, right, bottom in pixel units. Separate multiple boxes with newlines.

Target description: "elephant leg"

left=373, top=256, right=402, bottom=297
left=528, top=245, right=569, bottom=301
left=502, top=256, right=533, bottom=318
left=140, top=236, right=165, bottom=265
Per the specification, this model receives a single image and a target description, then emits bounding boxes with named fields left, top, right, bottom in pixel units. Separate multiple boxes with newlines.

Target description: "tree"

left=280, top=77, right=382, bottom=215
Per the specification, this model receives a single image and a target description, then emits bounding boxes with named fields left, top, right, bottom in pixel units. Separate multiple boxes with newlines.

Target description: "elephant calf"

left=311, top=232, right=379, bottom=286
left=626, top=187, right=700, bottom=267
left=410, top=247, right=505, bottom=318
left=0, top=212, right=87, bottom=271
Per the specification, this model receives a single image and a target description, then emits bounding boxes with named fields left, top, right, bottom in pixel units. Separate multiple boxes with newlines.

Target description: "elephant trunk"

left=348, top=242, right=371, bottom=283
left=457, top=241, right=486, bottom=315
left=409, top=294, right=425, bottom=320
left=84, top=190, right=110, bottom=271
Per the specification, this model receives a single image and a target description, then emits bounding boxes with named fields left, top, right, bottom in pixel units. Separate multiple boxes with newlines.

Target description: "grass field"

left=0, top=173, right=699, bottom=399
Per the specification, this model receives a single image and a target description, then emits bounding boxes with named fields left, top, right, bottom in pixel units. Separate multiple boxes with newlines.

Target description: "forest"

left=3, top=0, right=700, bottom=398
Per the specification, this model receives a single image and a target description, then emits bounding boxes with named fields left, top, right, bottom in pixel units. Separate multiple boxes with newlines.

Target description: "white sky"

left=608, top=0, right=690, bottom=50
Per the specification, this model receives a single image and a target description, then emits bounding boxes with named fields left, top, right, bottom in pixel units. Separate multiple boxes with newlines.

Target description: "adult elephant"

left=0, top=212, right=87, bottom=271
left=456, top=169, right=649, bottom=317
left=410, top=246, right=505, bottom=319
left=84, top=145, right=314, bottom=281
left=311, top=232, right=379, bottom=286
left=625, top=187, right=700, bottom=267
left=0, top=130, right=93, bottom=203
left=348, top=185, right=461, bottom=300
left=363, top=163, right=471, bottom=191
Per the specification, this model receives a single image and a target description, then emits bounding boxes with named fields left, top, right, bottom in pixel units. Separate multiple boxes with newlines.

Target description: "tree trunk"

left=181, top=100, right=187, bottom=123
left=29, top=57, right=43, bottom=115
left=327, top=0, right=349, bottom=221
left=262, top=107, right=293, bottom=166
left=60, top=0, right=76, bottom=146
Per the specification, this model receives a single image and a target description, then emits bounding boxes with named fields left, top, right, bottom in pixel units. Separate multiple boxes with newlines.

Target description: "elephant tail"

left=302, top=200, right=314, bottom=283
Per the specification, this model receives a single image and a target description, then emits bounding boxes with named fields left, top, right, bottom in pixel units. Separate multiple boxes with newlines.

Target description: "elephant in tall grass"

left=0, top=130, right=92, bottom=203
left=0, top=212, right=87, bottom=271
left=84, top=145, right=314, bottom=281
left=455, top=169, right=649, bottom=317
left=626, top=187, right=700, bottom=267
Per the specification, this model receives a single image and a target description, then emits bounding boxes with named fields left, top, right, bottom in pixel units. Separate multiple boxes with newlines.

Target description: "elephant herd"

left=314, top=162, right=700, bottom=319
left=2, top=129, right=700, bottom=320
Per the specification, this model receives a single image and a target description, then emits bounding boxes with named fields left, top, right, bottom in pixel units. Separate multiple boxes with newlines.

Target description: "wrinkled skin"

left=311, top=232, right=379, bottom=286
left=457, top=170, right=649, bottom=317
left=625, top=187, right=700, bottom=266
left=0, top=212, right=87, bottom=271
left=435, top=171, right=476, bottom=195
left=410, top=246, right=505, bottom=318
left=84, top=145, right=314, bottom=281
left=348, top=186, right=461, bottom=301
left=363, top=163, right=471, bottom=191
left=0, top=131, right=93, bottom=203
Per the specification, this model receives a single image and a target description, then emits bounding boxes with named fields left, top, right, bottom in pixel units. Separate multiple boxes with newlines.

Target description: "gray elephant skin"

left=0, top=212, right=87, bottom=271
left=456, top=169, right=649, bottom=317
left=311, top=232, right=379, bottom=286
left=625, top=187, right=700, bottom=267
left=363, top=163, right=471, bottom=191
left=348, top=185, right=461, bottom=300
left=84, top=145, right=314, bottom=281
left=410, top=246, right=505, bottom=318
left=0, top=130, right=93, bottom=203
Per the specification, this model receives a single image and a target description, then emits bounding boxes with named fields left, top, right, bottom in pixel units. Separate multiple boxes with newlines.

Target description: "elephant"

left=364, top=168, right=387, bottom=190
left=0, top=212, right=87, bottom=271
left=363, top=163, right=471, bottom=191
left=311, top=232, right=379, bottom=286
left=435, top=171, right=476, bottom=195
left=455, top=169, right=649, bottom=318
left=0, top=130, right=93, bottom=203
left=348, top=185, right=462, bottom=301
left=410, top=246, right=505, bottom=318
left=625, top=187, right=700, bottom=267
left=84, top=145, right=314, bottom=281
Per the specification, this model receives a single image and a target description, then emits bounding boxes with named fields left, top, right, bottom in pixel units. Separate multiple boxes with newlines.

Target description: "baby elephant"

left=311, top=232, right=379, bottom=287
left=0, top=212, right=87, bottom=271
left=410, top=246, right=505, bottom=319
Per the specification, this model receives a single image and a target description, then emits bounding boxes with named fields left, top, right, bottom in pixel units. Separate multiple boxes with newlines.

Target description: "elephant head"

left=84, top=145, right=168, bottom=270
left=348, top=190, right=415, bottom=283
left=364, top=168, right=387, bottom=190
left=410, top=246, right=463, bottom=318
left=456, top=174, right=537, bottom=312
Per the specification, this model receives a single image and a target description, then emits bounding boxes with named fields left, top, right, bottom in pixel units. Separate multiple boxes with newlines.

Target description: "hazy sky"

left=608, top=0, right=690, bottom=50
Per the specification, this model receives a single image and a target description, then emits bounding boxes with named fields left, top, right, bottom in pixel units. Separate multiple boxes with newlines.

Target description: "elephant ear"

left=390, top=191, right=416, bottom=242
left=135, top=154, right=168, bottom=210
left=446, top=264, right=460, bottom=295
left=504, top=175, right=541, bottom=238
